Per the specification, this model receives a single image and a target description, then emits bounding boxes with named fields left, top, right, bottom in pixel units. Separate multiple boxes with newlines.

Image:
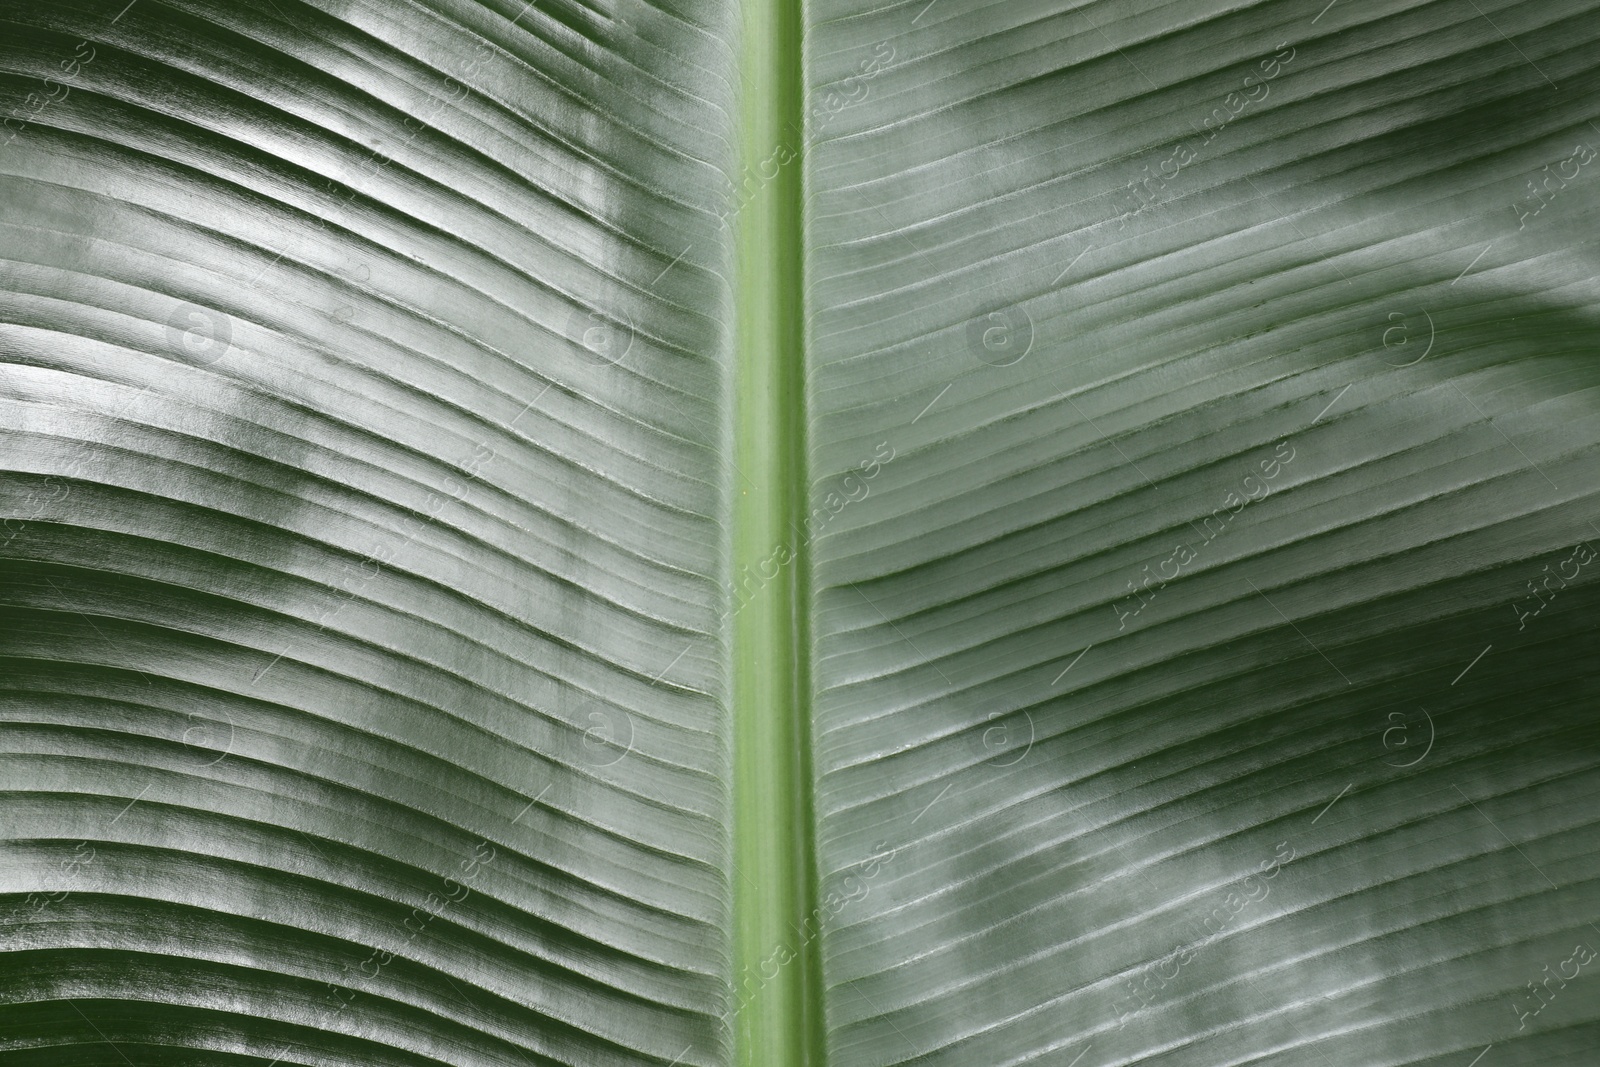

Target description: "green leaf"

left=2, top=1, right=734, bottom=1063
left=4, top=1, right=1600, bottom=1067
left=804, top=2, right=1600, bottom=1065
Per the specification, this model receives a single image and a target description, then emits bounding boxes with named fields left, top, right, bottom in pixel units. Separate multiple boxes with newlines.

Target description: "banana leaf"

left=2, top=1, right=1597, bottom=1065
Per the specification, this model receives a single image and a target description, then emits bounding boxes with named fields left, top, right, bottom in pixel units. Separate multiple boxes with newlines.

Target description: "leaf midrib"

left=729, top=0, right=819, bottom=1061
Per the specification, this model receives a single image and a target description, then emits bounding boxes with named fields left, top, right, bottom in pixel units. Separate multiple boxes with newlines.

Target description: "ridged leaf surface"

left=1, top=0, right=735, bottom=1064
left=804, top=2, right=1600, bottom=1065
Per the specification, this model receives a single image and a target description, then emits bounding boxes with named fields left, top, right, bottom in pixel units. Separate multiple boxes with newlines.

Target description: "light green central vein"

left=729, top=0, right=817, bottom=1056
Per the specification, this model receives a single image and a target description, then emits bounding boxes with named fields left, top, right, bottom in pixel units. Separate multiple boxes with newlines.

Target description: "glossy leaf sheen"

left=3, top=1, right=1600, bottom=1066
left=805, top=2, right=1600, bottom=1066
